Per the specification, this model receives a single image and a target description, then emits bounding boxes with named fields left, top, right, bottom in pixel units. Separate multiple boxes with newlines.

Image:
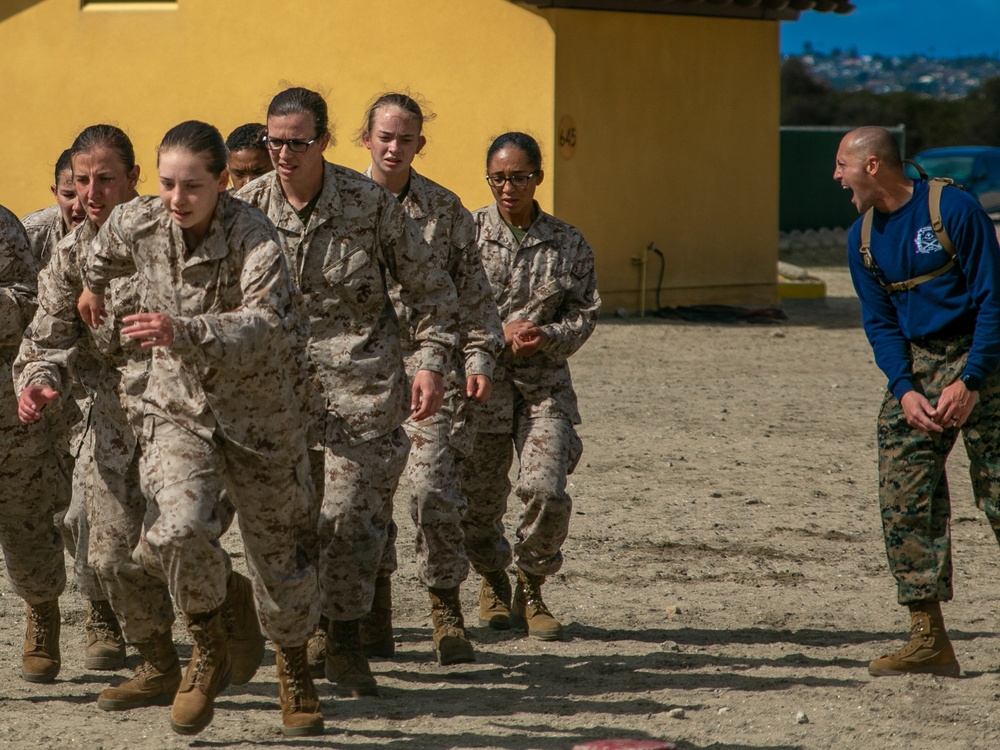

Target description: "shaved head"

left=842, top=126, right=904, bottom=170
left=834, top=126, right=914, bottom=213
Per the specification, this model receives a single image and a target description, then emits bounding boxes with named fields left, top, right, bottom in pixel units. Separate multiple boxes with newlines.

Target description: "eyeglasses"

left=263, top=136, right=318, bottom=153
left=486, top=172, right=538, bottom=189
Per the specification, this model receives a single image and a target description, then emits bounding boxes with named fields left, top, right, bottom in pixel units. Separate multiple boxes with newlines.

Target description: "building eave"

left=514, top=0, right=855, bottom=22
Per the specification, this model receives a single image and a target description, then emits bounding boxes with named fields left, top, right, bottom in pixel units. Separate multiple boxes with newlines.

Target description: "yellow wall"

left=0, top=0, right=554, bottom=218
left=1, top=1, right=781, bottom=310
left=536, top=8, right=780, bottom=310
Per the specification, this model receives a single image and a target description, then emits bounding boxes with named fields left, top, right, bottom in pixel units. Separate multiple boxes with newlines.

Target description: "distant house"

left=0, top=0, right=851, bottom=310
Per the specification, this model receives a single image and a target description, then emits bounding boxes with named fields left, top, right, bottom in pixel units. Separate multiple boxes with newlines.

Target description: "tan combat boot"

left=275, top=643, right=324, bottom=736
left=223, top=571, right=266, bottom=684
left=478, top=569, right=512, bottom=630
left=98, top=629, right=182, bottom=710
left=324, top=618, right=379, bottom=697
left=306, top=615, right=329, bottom=679
left=511, top=569, right=564, bottom=641
left=360, top=575, right=395, bottom=658
left=170, top=609, right=232, bottom=735
left=868, top=601, right=960, bottom=677
left=23, top=600, right=61, bottom=683
left=429, top=586, right=476, bottom=666
left=85, top=600, right=126, bottom=671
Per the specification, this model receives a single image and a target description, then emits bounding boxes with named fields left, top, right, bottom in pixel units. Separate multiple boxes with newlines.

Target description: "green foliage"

left=780, top=59, right=1000, bottom=154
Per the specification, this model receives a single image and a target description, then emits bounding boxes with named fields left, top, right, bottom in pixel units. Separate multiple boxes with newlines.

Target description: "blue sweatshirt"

left=847, top=179, right=1000, bottom=400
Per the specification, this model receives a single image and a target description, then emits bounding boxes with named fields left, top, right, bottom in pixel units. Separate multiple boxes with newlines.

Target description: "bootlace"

left=189, top=638, right=217, bottom=688
left=909, top=613, right=933, bottom=645
left=434, top=599, right=463, bottom=634
left=527, top=596, right=554, bottom=618
left=439, top=607, right=462, bottom=629
left=28, top=605, right=53, bottom=646
left=222, top=604, right=235, bottom=637
left=520, top=578, right=554, bottom=618
left=281, top=648, right=309, bottom=705
left=483, top=574, right=509, bottom=607
left=88, top=614, right=118, bottom=641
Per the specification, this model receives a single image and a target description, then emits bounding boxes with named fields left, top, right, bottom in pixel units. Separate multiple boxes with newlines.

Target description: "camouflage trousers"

left=0, top=448, right=69, bottom=604
left=140, top=415, right=318, bottom=645
left=83, top=438, right=175, bottom=645
left=463, top=416, right=582, bottom=577
left=878, top=335, right=1000, bottom=605
left=311, top=424, right=409, bottom=621
left=50, top=450, right=99, bottom=601
left=391, top=415, right=473, bottom=589
left=56, top=448, right=107, bottom=602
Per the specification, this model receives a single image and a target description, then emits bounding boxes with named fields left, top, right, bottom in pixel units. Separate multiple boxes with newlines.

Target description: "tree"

left=780, top=58, right=1000, bottom=153
left=781, top=59, right=836, bottom=124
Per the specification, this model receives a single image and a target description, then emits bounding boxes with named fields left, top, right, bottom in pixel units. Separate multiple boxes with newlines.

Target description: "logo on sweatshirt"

left=914, top=226, right=943, bottom=255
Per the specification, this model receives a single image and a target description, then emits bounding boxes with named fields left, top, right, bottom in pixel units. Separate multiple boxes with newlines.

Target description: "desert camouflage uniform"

left=14, top=217, right=176, bottom=643
left=19, top=205, right=102, bottom=602
left=878, top=335, right=1000, bottom=604
left=237, top=164, right=458, bottom=619
left=366, top=167, right=503, bottom=589
left=21, top=205, right=66, bottom=268
left=463, top=202, right=600, bottom=577
left=0, top=204, right=70, bottom=606
left=84, top=193, right=317, bottom=644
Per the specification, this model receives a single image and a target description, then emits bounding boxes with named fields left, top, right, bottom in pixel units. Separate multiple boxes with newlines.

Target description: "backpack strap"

left=904, top=158, right=929, bottom=180
left=859, top=207, right=876, bottom=270
left=858, top=177, right=959, bottom=294
left=927, top=177, right=956, bottom=259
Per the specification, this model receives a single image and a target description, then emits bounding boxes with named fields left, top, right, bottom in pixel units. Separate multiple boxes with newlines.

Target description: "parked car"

left=906, top=146, right=1000, bottom=216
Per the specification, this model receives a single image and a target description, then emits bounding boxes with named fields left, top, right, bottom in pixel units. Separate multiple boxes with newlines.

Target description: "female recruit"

left=18, top=124, right=264, bottom=716
left=0, top=203, right=70, bottom=685
left=236, top=87, right=458, bottom=696
left=225, top=123, right=272, bottom=191
left=19, top=146, right=107, bottom=677
left=17, top=126, right=147, bottom=684
left=463, top=132, right=600, bottom=641
left=21, top=148, right=85, bottom=266
left=357, top=92, right=501, bottom=666
left=78, top=121, right=322, bottom=737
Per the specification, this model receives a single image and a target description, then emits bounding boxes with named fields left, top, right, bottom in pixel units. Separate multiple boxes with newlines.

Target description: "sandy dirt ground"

left=4, top=262, right=1000, bottom=750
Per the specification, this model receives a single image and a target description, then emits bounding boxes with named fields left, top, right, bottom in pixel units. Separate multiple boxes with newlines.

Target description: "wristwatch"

left=961, top=373, right=983, bottom=392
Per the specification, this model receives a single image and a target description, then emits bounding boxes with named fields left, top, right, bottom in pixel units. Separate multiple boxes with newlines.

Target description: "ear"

left=534, top=169, right=545, bottom=187
left=319, top=132, right=331, bottom=152
left=865, top=156, right=879, bottom=176
left=416, top=135, right=426, bottom=155
left=50, top=184, right=58, bottom=197
left=128, top=165, right=140, bottom=189
left=218, top=169, right=230, bottom=193
left=361, top=130, right=372, bottom=150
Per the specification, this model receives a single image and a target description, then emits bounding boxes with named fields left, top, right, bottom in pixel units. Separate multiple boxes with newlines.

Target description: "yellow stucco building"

left=0, top=0, right=850, bottom=310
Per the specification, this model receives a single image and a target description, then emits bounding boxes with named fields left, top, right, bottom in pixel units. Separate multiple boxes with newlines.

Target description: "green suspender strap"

left=859, top=177, right=958, bottom=294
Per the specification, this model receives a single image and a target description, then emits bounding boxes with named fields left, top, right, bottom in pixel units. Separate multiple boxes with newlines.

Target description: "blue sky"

left=781, top=1, right=1000, bottom=58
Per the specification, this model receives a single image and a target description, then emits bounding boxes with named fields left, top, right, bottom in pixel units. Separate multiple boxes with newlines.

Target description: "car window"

left=984, top=157, right=1000, bottom=181
left=913, top=155, right=976, bottom=183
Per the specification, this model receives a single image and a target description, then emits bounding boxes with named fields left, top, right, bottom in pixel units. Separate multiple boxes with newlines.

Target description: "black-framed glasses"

left=486, top=172, right=538, bottom=189
left=263, top=136, right=318, bottom=153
